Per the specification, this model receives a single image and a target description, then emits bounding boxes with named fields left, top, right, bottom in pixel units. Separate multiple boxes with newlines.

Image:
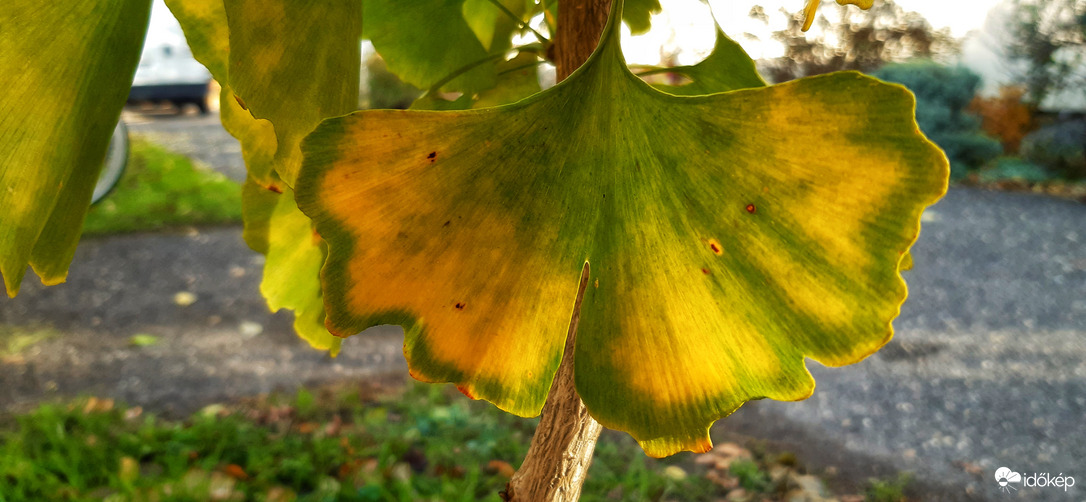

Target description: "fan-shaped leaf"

left=297, top=1, right=947, bottom=456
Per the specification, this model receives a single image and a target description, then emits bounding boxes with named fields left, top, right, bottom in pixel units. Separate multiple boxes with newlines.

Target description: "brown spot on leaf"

left=266, top=184, right=283, bottom=194
left=443, top=220, right=451, bottom=228
left=701, top=268, right=710, bottom=275
left=427, top=151, right=436, bottom=163
left=708, top=239, right=723, bottom=255
left=456, top=385, right=475, bottom=399
left=745, top=204, right=756, bottom=214
left=234, top=94, right=247, bottom=110
left=455, top=302, right=465, bottom=310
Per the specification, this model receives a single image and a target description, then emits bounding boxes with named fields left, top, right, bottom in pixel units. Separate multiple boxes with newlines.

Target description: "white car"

left=128, top=0, right=213, bottom=113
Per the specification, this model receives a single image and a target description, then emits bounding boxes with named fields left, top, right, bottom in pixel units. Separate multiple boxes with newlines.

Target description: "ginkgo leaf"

left=802, top=0, right=875, bottom=31
left=296, top=0, right=947, bottom=456
left=650, top=28, right=765, bottom=96
left=410, top=51, right=544, bottom=111
left=645, top=23, right=917, bottom=274
left=225, top=0, right=361, bottom=186
left=0, top=0, right=150, bottom=297
left=165, top=0, right=279, bottom=188
left=473, top=52, right=545, bottom=109
left=366, top=0, right=500, bottom=94
left=170, top=0, right=339, bottom=355
left=623, top=0, right=662, bottom=35
left=243, top=180, right=341, bottom=355
left=462, top=0, right=535, bottom=52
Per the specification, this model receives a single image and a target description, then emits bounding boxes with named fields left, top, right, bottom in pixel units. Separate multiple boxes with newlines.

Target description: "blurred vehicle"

left=127, top=0, right=213, bottom=113
left=93, top=120, right=129, bottom=204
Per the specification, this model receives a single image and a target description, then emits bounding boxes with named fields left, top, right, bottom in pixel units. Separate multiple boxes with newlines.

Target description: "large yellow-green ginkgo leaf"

left=296, top=0, right=947, bottom=457
left=645, top=22, right=915, bottom=275
left=224, top=0, right=361, bottom=186
left=0, top=0, right=150, bottom=297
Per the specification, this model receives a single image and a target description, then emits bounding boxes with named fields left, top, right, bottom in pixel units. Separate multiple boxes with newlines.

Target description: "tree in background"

left=1005, top=0, right=1086, bottom=106
left=969, top=86, right=1036, bottom=154
left=761, top=0, right=958, bottom=82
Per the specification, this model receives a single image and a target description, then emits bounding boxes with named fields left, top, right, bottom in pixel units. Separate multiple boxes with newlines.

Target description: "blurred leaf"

left=411, top=51, right=544, bottom=110
left=166, top=0, right=280, bottom=187
left=173, top=291, right=198, bottom=306
left=462, top=0, right=533, bottom=52
left=225, top=0, right=362, bottom=186
left=129, top=334, right=160, bottom=347
left=652, top=29, right=766, bottom=96
left=119, top=456, right=140, bottom=484
left=365, top=0, right=499, bottom=93
left=297, top=2, right=947, bottom=456
left=802, top=0, right=875, bottom=31
left=623, top=0, right=661, bottom=34
left=473, top=52, right=545, bottom=108
left=243, top=181, right=341, bottom=356
left=0, top=0, right=151, bottom=296
left=171, top=0, right=340, bottom=356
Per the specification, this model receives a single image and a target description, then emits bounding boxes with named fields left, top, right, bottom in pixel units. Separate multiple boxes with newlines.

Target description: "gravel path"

left=2, top=113, right=1084, bottom=501
left=124, top=110, right=248, bottom=182
left=721, top=189, right=1086, bottom=501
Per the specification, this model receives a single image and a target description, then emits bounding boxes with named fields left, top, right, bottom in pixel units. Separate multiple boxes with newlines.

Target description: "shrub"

left=978, top=157, right=1051, bottom=184
left=1020, top=120, right=1086, bottom=180
left=969, top=86, right=1036, bottom=154
left=873, top=61, right=1003, bottom=179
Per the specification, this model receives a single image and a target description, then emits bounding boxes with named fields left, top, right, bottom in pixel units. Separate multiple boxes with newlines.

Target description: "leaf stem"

left=504, top=2, right=613, bottom=501
left=423, top=44, right=544, bottom=95
left=485, top=0, right=551, bottom=44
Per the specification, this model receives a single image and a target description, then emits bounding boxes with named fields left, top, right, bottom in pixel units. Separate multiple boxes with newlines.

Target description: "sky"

left=622, top=0, right=1006, bottom=65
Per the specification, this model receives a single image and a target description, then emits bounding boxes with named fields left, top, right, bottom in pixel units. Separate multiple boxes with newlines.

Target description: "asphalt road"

left=2, top=112, right=1084, bottom=501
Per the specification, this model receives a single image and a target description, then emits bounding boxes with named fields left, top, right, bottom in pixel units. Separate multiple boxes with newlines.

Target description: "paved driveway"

left=3, top=112, right=1084, bottom=501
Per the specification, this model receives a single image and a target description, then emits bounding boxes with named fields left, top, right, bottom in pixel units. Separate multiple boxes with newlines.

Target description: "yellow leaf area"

left=167, top=0, right=345, bottom=354
left=296, top=2, right=947, bottom=456
left=0, top=0, right=150, bottom=296
left=803, top=0, right=875, bottom=30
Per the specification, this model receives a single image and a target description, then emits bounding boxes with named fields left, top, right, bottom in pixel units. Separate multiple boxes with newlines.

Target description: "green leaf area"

left=0, top=0, right=150, bottom=297
left=297, top=0, right=948, bottom=456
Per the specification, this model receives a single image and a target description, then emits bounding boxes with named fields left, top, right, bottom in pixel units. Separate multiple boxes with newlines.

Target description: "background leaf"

left=170, top=0, right=342, bottom=355
left=0, top=0, right=151, bottom=296
left=224, top=0, right=362, bottom=186
left=365, top=0, right=501, bottom=94
left=650, top=28, right=766, bottom=95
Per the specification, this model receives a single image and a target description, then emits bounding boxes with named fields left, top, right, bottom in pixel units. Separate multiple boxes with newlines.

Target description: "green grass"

left=0, top=382, right=723, bottom=502
left=82, top=138, right=242, bottom=235
left=865, top=472, right=913, bottom=502
left=0, top=324, right=60, bottom=358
